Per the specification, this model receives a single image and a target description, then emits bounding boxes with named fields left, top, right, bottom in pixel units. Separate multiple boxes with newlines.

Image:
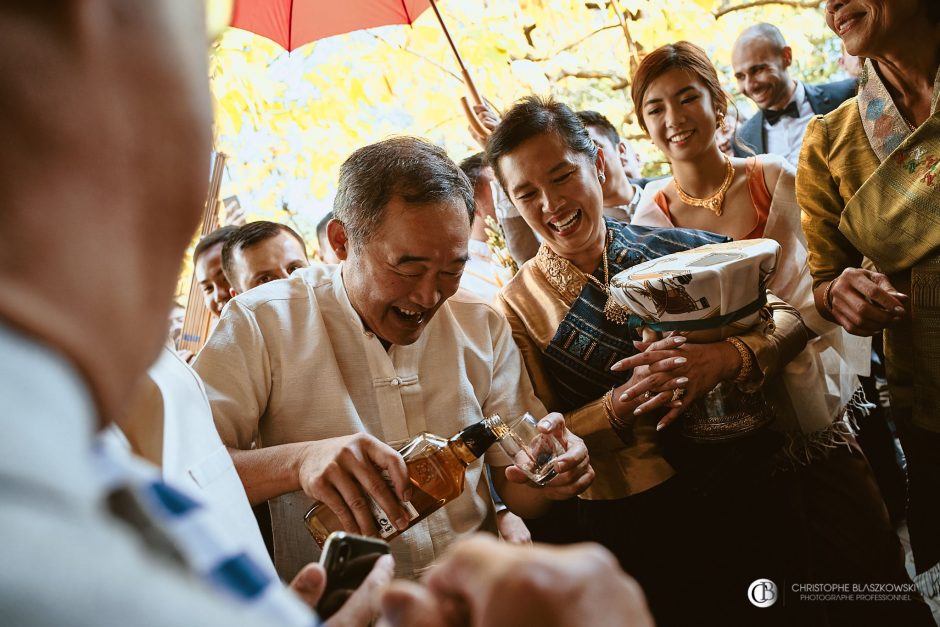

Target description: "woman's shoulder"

left=804, top=98, right=865, bottom=155
left=499, top=256, right=549, bottom=308
left=753, top=154, right=794, bottom=196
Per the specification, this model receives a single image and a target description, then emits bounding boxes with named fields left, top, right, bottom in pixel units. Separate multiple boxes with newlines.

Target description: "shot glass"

left=496, top=413, right=565, bottom=486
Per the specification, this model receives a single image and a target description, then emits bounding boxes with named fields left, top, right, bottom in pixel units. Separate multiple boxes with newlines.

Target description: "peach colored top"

left=653, top=157, right=770, bottom=239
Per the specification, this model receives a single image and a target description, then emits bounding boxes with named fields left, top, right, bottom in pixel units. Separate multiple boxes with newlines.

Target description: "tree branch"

left=713, top=0, right=824, bottom=19
left=512, top=24, right=620, bottom=62
left=369, top=33, right=464, bottom=84
left=552, top=69, right=630, bottom=90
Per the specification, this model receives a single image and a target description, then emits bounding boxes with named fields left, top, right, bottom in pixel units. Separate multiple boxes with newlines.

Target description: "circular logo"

left=748, top=579, right=778, bottom=608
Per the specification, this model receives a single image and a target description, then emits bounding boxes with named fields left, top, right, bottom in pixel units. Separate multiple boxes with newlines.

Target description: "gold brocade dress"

left=495, top=243, right=808, bottom=501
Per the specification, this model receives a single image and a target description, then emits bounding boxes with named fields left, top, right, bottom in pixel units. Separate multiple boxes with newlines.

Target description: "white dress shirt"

left=0, top=323, right=301, bottom=626
left=129, top=346, right=274, bottom=574
left=764, top=81, right=815, bottom=166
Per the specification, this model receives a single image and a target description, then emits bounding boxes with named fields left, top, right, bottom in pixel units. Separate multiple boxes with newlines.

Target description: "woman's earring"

left=717, top=111, right=729, bottom=134
left=598, top=173, right=606, bottom=184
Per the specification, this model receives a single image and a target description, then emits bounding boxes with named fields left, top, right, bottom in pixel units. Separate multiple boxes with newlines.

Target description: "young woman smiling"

left=631, top=42, right=932, bottom=626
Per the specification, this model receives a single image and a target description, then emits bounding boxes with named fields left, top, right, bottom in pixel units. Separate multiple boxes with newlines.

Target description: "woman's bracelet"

left=603, top=388, right=631, bottom=431
left=823, top=276, right=840, bottom=313
left=724, top=336, right=754, bottom=384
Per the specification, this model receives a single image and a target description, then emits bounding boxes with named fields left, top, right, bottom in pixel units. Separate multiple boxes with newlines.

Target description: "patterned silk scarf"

left=539, top=219, right=726, bottom=411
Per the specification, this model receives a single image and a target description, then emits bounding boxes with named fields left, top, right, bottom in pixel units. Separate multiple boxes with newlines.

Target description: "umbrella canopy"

left=231, top=0, right=432, bottom=52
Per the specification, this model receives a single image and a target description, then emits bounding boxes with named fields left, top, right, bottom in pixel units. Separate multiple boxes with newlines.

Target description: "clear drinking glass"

left=495, top=413, right=565, bottom=486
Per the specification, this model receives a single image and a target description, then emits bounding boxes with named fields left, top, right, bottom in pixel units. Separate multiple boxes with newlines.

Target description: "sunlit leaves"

left=209, top=0, right=843, bottom=229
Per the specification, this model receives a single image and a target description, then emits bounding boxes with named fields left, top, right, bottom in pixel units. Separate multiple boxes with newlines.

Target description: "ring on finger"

left=670, top=388, right=686, bottom=403
left=642, top=391, right=653, bottom=401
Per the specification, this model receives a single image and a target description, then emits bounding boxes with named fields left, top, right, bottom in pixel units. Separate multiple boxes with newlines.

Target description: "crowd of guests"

left=2, top=1, right=939, bottom=626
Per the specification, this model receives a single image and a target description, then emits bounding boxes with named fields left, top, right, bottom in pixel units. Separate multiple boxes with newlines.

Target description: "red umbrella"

left=230, top=0, right=488, bottom=136
left=231, top=0, right=430, bottom=52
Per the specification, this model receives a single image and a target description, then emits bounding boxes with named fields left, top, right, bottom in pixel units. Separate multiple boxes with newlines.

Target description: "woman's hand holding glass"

left=501, top=412, right=594, bottom=500
left=611, top=335, right=743, bottom=430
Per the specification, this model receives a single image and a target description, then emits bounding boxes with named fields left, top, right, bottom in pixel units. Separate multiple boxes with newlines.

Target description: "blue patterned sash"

left=543, top=221, right=727, bottom=411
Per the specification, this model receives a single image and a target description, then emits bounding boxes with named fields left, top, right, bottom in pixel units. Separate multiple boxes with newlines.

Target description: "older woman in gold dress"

left=798, top=0, right=940, bottom=583
left=487, top=95, right=808, bottom=626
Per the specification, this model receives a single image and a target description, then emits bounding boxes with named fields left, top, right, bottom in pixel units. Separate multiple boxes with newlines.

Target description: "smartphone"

left=316, top=532, right=390, bottom=620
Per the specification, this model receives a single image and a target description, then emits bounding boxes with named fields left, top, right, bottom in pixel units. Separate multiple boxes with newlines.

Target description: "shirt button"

left=390, top=378, right=401, bottom=386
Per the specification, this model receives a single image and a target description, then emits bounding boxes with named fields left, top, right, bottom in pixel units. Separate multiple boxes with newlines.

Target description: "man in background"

left=456, top=153, right=513, bottom=303
left=222, top=221, right=310, bottom=296
left=576, top=110, right=645, bottom=222
left=731, top=22, right=856, bottom=164
left=195, top=225, right=239, bottom=318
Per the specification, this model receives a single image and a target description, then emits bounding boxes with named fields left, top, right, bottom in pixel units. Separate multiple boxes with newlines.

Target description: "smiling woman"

left=630, top=40, right=933, bottom=626
left=799, top=0, right=940, bottom=584
left=487, top=95, right=812, bottom=625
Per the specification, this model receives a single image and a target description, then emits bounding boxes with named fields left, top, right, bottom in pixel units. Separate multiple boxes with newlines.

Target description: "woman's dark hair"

left=485, top=95, right=597, bottom=190
left=631, top=41, right=731, bottom=134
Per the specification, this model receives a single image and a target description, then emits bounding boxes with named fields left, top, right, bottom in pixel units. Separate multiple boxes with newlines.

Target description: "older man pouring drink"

left=195, top=137, right=594, bottom=582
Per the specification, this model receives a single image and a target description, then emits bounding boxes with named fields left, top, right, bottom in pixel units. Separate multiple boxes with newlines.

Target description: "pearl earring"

left=598, top=173, right=606, bottom=183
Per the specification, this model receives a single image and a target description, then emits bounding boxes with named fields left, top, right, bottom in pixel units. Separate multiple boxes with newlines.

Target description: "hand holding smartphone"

left=316, top=532, right=390, bottom=620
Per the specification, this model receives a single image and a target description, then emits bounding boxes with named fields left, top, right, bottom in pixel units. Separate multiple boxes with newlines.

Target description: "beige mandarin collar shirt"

left=195, top=263, right=534, bottom=580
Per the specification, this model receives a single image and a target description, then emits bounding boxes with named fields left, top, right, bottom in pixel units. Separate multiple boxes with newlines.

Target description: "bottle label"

left=370, top=498, right=419, bottom=539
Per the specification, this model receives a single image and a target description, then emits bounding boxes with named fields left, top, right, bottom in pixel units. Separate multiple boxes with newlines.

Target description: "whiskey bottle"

left=304, top=416, right=509, bottom=548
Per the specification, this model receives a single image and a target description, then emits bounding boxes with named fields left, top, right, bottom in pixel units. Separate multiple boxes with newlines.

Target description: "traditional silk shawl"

left=633, top=156, right=872, bottom=439
left=539, top=219, right=725, bottom=412
left=844, top=60, right=940, bottom=273
left=841, top=59, right=940, bottom=429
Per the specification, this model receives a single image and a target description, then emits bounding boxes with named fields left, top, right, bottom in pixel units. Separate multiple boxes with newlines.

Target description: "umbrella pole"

left=427, top=0, right=490, bottom=138
left=427, top=0, right=483, bottom=106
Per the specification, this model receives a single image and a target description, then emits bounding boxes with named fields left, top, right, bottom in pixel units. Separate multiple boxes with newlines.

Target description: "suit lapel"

left=805, top=82, right=829, bottom=114
left=736, top=112, right=766, bottom=155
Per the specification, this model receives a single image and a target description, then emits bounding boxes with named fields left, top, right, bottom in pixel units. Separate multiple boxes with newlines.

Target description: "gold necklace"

left=673, top=154, right=734, bottom=217
left=537, top=231, right=631, bottom=325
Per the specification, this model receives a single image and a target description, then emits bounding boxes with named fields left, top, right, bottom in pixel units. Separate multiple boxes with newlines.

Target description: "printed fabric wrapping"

left=609, top=239, right=781, bottom=441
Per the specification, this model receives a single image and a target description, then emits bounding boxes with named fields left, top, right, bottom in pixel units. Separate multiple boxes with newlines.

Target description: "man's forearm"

left=228, top=443, right=309, bottom=506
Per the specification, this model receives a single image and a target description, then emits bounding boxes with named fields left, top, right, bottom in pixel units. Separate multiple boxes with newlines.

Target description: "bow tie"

left=764, top=101, right=800, bottom=125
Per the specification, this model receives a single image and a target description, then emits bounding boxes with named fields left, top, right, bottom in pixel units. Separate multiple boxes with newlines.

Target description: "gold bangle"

left=603, top=388, right=630, bottom=431
left=823, top=277, right=840, bottom=313
left=724, top=336, right=754, bottom=384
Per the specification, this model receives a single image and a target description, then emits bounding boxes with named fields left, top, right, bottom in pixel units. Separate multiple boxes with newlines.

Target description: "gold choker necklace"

left=674, top=155, right=734, bottom=216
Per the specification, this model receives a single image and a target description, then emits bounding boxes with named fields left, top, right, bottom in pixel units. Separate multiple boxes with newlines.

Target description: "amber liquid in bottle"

left=304, top=417, right=508, bottom=548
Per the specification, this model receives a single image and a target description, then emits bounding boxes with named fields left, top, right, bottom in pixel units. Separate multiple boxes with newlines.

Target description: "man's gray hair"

left=333, top=137, right=475, bottom=249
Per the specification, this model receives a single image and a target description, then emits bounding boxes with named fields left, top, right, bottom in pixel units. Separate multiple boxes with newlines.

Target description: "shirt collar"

left=791, top=80, right=807, bottom=108
left=331, top=261, right=372, bottom=333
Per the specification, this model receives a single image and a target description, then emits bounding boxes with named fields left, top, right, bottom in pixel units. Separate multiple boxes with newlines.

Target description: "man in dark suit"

left=731, top=23, right=856, bottom=164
